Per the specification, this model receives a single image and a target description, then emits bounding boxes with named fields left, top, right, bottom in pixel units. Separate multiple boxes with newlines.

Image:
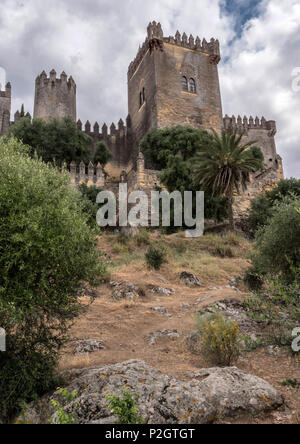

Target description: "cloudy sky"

left=0, top=0, right=299, bottom=177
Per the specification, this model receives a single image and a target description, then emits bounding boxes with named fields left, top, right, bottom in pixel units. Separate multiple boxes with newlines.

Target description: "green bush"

left=50, top=388, right=78, bottom=425
left=145, top=245, right=166, bottom=270
left=0, top=138, right=106, bottom=422
left=252, top=197, right=300, bottom=283
left=248, top=178, right=300, bottom=233
left=134, top=229, right=150, bottom=247
left=106, top=388, right=145, bottom=424
left=78, top=183, right=104, bottom=229
left=196, top=312, right=240, bottom=366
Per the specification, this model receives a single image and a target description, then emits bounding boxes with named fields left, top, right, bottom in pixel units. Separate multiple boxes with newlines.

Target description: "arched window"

left=181, top=76, right=188, bottom=91
left=189, top=78, right=196, bottom=93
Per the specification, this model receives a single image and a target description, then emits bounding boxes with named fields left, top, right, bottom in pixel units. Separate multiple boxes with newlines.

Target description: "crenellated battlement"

left=77, top=115, right=130, bottom=140
left=35, top=70, right=76, bottom=92
left=223, top=114, right=277, bottom=136
left=128, top=21, right=221, bottom=80
left=0, top=82, right=11, bottom=98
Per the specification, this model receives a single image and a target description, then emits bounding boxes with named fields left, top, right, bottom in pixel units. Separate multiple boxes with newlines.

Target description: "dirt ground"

left=59, top=233, right=300, bottom=424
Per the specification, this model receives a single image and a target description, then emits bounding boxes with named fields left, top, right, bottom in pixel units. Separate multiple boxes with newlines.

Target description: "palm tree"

left=193, top=129, right=264, bottom=230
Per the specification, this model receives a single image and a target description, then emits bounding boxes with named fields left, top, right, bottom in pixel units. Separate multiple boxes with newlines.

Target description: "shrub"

left=196, top=312, right=240, bottom=366
left=252, top=197, right=300, bottom=283
left=134, top=229, right=150, bottom=247
left=0, top=138, right=106, bottom=422
left=243, top=267, right=264, bottom=290
left=248, top=178, right=300, bottom=233
left=78, top=183, right=104, bottom=229
left=106, top=388, right=145, bottom=424
left=145, top=245, right=166, bottom=270
left=50, top=388, right=78, bottom=425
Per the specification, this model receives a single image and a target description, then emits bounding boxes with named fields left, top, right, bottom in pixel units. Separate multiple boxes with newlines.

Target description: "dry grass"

left=59, top=231, right=300, bottom=424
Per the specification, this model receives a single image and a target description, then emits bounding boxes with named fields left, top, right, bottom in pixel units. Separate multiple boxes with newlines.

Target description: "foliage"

left=245, top=276, right=300, bottom=350
left=248, top=178, right=300, bottom=233
left=145, top=245, right=167, bottom=270
left=93, top=141, right=112, bottom=167
left=140, top=126, right=228, bottom=222
left=0, top=138, right=106, bottom=422
left=50, top=388, right=78, bottom=424
left=134, top=229, right=150, bottom=247
left=193, top=129, right=264, bottom=229
left=78, top=183, right=104, bottom=229
left=196, top=312, right=240, bottom=366
left=106, top=388, right=145, bottom=424
left=252, top=198, right=300, bottom=283
left=7, top=116, right=92, bottom=164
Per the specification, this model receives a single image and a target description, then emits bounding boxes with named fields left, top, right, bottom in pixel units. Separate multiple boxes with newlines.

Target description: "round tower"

left=0, top=82, right=11, bottom=136
left=34, top=70, right=76, bottom=121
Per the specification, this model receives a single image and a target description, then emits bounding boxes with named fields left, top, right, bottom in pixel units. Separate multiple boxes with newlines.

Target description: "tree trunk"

left=227, top=196, right=234, bottom=231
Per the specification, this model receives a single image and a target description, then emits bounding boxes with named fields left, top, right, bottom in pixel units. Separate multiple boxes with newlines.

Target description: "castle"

left=0, top=21, right=283, bottom=214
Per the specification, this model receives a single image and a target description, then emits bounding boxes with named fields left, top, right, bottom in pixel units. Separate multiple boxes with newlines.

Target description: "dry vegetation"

left=59, top=230, right=300, bottom=424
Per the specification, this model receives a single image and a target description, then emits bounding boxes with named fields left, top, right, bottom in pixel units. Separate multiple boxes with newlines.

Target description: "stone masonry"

left=2, top=21, right=284, bottom=216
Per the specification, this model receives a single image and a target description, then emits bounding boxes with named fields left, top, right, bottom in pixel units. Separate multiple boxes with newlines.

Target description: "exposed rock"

left=80, top=283, right=98, bottom=299
left=197, top=298, right=260, bottom=335
left=179, top=271, right=202, bottom=287
left=148, top=329, right=181, bottom=345
left=150, top=306, right=169, bottom=315
left=73, top=339, right=105, bottom=355
left=149, top=286, right=175, bottom=296
left=22, top=360, right=283, bottom=424
left=186, top=330, right=202, bottom=354
left=110, top=282, right=140, bottom=302
left=189, top=367, right=283, bottom=417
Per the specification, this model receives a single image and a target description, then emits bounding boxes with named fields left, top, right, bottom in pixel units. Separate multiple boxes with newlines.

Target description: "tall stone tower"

left=34, top=70, right=76, bottom=122
left=0, top=82, right=11, bottom=136
left=128, top=21, right=223, bottom=147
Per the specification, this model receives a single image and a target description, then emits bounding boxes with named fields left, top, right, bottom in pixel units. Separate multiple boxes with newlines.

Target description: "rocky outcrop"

left=179, top=272, right=202, bottom=287
left=22, top=360, right=283, bottom=424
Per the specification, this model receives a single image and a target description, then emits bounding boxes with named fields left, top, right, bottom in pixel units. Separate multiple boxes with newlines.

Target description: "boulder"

left=148, top=329, right=181, bottom=345
left=73, top=339, right=105, bottom=355
left=21, top=360, right=283, bottom=424
left=179, top=271, right=201, bottom=287
left=110, top=282, right=140, bottom=302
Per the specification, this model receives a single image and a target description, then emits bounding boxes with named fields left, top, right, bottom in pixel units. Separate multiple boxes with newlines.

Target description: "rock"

left=149, top=286, right=175, bottom=296
left=266, top=345, right=283, bottom=357
left=148, top=329, right=181, bottom=345
left=73, top=339, right=105, bottom=355
left=181, top=303, right=191, bottom=309
left=195, top=295, right=213, bottom=304
left=80, top=283, right=98, bottom=299
left=22, top=360, right=283, bottom=424
left=186, top=331, right=202, bottom=354
left=110, top=282, right=140, bottom=302
left=179, top=271, right=202, bottom=287
left=151, top=306, right=169, bottom=315
left=197, top=299, right=260, bottom=335
left=188, top=367, right=283, bottom=417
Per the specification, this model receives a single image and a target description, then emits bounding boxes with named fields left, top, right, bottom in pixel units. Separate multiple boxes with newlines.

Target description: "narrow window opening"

left=181, top=76, right=188, bottom=91
left=189, top=78, right=196, bottom=93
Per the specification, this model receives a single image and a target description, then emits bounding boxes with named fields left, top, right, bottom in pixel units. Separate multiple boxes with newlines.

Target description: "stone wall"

left=0, top=83, right=11, bottom=136
left=34, top=70, right=76, bottom=121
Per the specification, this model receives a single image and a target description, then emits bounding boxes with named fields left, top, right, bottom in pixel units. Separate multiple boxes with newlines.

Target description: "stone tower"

left=0, top=82, right=11, bottom=136
left=128, top=21, right=223, bottom=147
left=34, top=70, right=76, bottom=122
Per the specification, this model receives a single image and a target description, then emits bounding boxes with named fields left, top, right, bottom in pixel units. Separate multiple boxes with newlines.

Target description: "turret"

left=34, top=70, right=76, bottom=121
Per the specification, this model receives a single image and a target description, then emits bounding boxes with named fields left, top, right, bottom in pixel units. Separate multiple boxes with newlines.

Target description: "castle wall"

left=0, top=83, right=11, bottom=136
left=127, top=22, right=223, bottom=148
left=34, top=70, right=76, bottom=121
left=155, top=40, right=223, bottom=133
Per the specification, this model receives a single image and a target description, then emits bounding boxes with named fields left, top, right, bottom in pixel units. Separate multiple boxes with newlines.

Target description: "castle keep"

left=1, top=21, right=283, bottom=212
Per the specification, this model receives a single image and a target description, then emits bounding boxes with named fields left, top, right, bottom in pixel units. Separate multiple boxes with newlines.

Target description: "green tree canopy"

left=140, top=126, right=227, bottom=222
left=93, top=141, right=112, bottom=167
left=248, top=178, right=300, bottom=233
left=193, top=129, right=264, bottom=229
left=0, top=137, right=106, bottom=421
left=7, top=116, right=92, bottom=164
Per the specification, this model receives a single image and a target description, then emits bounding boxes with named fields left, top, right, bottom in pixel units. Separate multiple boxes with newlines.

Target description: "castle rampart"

left=0, top=82, right=11, bottom=136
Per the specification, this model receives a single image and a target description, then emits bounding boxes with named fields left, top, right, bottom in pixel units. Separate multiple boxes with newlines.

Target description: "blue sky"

left=222, top=0, right=263, bottom=35
left=0, top=0, right=299, bottom=178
